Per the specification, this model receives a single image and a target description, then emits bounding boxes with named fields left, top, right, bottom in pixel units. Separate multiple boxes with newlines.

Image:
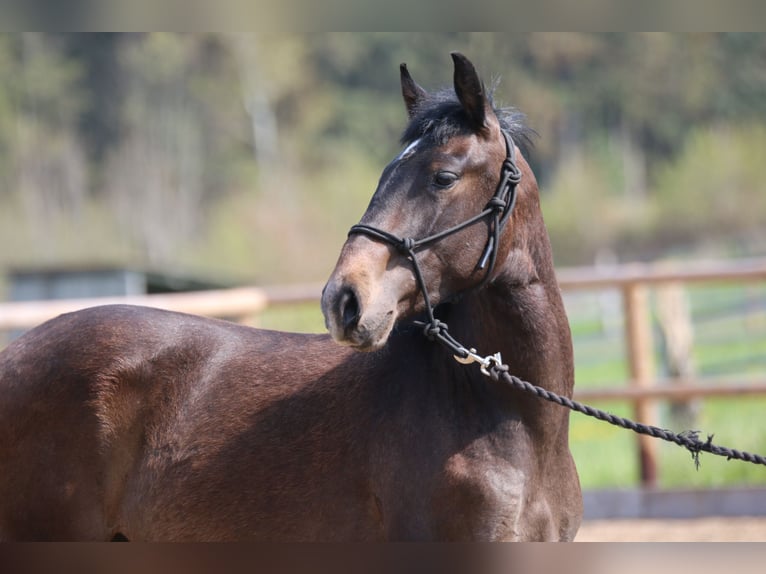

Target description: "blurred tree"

left=1, top=33, right=766, bottom=277
left=7, top=33, right=88, bottom=231
left=715, top=33, right=766, bottom=120
left=63, top=33, right=124, bottom=166
left=104, top=33, right=209, bottom=265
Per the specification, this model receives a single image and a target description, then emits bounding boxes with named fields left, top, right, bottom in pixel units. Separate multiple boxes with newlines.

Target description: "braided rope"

left=488, top=363, right=766, bottom=469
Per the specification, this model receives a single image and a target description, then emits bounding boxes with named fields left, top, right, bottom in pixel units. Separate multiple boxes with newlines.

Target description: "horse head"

left=322, top=53, right=530, bottom=351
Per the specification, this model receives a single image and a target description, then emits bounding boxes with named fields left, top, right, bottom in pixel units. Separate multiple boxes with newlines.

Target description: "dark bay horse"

left=0, top=53, right=582, bottom=541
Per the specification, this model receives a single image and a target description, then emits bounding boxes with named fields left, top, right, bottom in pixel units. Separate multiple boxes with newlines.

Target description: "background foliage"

left=1, top=33, right=766, bottom=287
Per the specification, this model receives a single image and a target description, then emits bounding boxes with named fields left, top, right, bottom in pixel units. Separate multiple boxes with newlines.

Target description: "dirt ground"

left=576, top=516, right=766, bottom=541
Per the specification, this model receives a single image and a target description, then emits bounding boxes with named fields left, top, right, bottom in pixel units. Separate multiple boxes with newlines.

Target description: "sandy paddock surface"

left=576, top=516, right=766, bottom=541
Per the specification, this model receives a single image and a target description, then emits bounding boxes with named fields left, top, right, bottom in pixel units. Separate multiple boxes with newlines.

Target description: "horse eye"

left=433, top=171, right=459, bottom=189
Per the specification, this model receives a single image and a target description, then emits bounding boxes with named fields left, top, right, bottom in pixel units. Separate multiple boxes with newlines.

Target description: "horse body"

left=1, top=305, right=372, bottom=540
left=0, top=300, right=578, bottom=541
left=0, top=53, right=582, bottom=541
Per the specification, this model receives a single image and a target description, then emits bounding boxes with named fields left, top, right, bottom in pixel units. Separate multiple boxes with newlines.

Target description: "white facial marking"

left=395, top=138, right=420, bottom=162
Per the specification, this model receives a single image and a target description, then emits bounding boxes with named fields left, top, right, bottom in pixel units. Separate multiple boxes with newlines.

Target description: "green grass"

left=659, top=396, right=766, bottom=488
left=258, top=302, right=326, bottom=334
left=569, top=402, right=640, bottom=488
left=568, top=396, right=766, bottom=489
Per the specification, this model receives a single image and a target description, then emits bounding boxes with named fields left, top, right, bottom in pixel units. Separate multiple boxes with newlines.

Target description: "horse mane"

left=400, top=85, right=536, bottom=154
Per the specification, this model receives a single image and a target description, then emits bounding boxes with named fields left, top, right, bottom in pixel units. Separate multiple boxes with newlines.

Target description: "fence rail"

left=2, top=257, right=766, bottom=486
left=556, top=256, right=766, bottom=290
left=0, top=287, right=270, bottom=331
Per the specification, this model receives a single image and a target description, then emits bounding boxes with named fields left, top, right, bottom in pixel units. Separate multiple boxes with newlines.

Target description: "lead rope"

left=349, top=130, right=766, bottom=470
left=444, top=341, right=766, bottom=469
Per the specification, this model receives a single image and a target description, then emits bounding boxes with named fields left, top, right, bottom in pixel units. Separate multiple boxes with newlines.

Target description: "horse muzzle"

left=321, top=277, right=398, bottom=351
left=322, top=237, right=409, bottom=351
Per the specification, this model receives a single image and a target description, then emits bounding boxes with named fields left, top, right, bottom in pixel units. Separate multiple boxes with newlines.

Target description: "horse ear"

left=400, top=63, right=427, bottom=119
left=451, top=52, right=490, bottom=130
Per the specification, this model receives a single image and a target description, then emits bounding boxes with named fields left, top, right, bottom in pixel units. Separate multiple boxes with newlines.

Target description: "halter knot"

left=423, top=319, right=448, bottom=340
left=485, top=197, right=507, bottom=212
left=399, top=238, right=415, bottom=253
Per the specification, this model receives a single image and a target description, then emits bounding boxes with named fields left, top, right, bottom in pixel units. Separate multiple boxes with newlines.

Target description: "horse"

left=0, top=52, right=582, bottom=541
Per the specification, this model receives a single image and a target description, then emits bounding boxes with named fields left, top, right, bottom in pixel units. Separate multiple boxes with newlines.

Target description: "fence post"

left=622, top=282, right=659, bottom=487
left=655, top=282, right=698, bottom=429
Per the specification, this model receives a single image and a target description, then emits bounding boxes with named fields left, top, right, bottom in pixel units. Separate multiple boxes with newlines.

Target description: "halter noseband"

left=347, top=129, right=522, bottom=358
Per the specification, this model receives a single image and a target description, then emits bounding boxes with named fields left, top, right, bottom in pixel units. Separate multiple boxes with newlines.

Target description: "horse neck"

left=449, top=179, right=575, bottom=400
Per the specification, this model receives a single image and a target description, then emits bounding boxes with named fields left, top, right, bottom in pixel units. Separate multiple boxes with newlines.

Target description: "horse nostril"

left=340, top=287, right=360, bottom=332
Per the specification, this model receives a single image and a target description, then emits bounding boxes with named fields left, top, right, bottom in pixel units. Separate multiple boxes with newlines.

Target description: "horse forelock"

left=400, top=87, right=535, bottom=154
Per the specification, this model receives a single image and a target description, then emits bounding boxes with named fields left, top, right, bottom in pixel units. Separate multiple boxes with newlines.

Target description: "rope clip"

left=453, top=348, right=503, bottom=377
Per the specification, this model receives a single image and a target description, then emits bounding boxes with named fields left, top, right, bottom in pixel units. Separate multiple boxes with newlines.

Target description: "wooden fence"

left=2, top=257, right=766, bottom=486
left=557, top=257, right=766, bottom=486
